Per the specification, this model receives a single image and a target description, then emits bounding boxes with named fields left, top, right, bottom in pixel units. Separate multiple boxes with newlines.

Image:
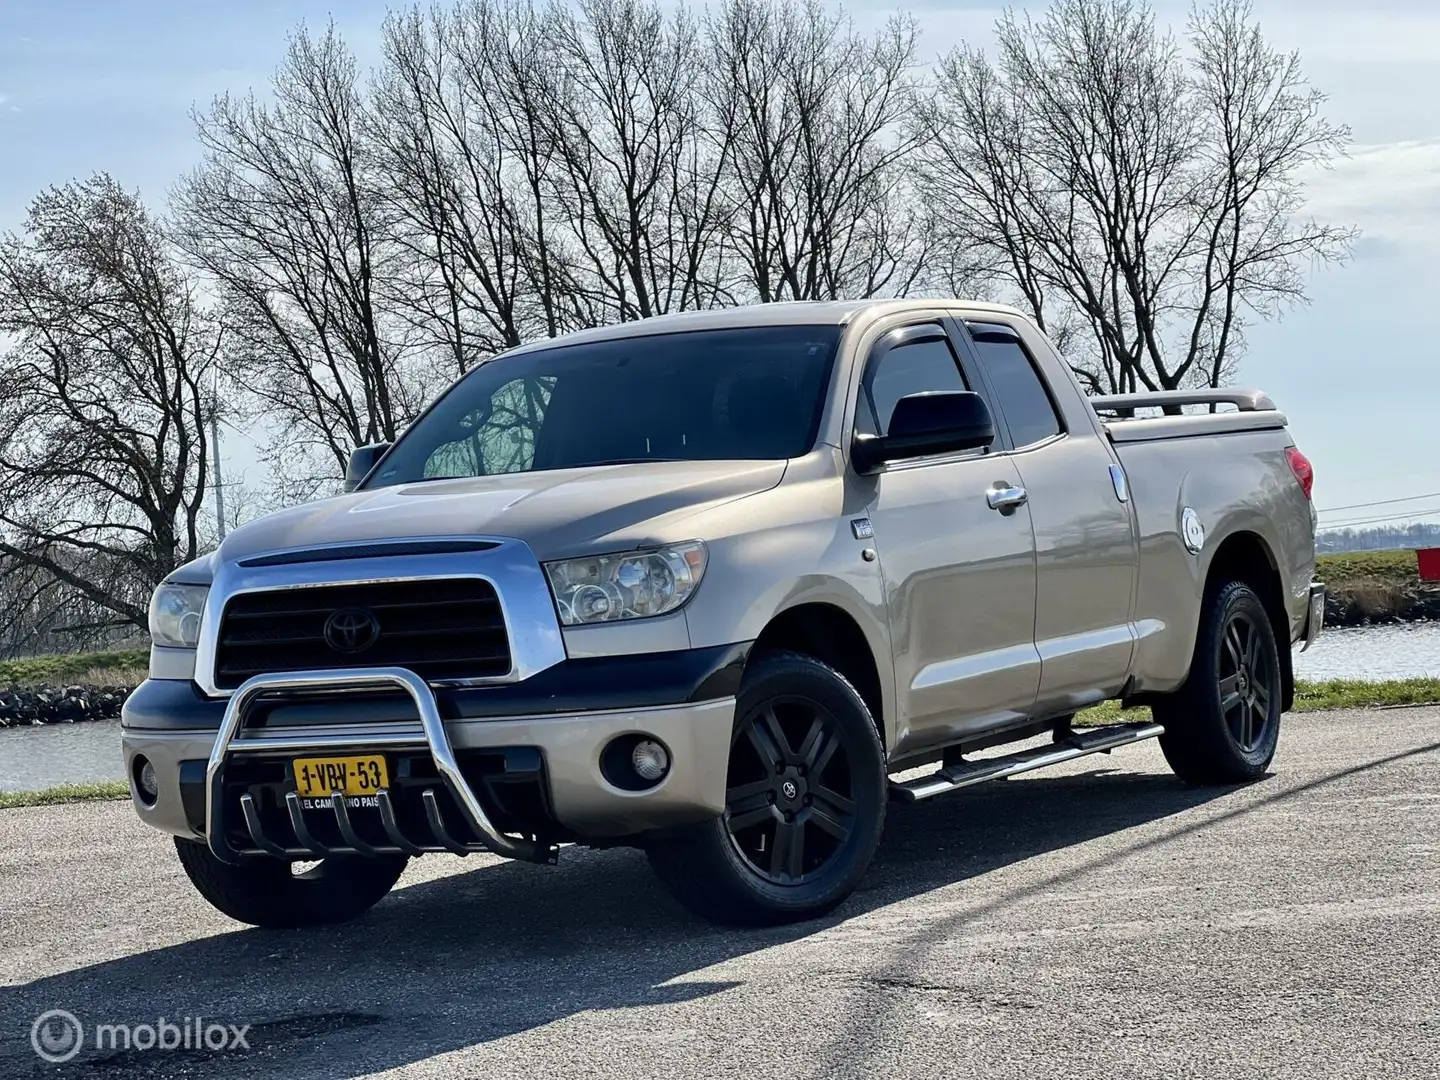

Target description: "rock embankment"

left=1324, top=582, right=1440, bottom=628
left=0, top=685, right=133, bottom=728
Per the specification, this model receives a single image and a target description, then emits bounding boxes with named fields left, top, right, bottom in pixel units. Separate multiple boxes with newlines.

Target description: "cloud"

left=1252, top=6, right=1440, bottom=63
left=1302, top=139, right=1440, bottom=248
left=1348, top=235, right=1402, bottom=260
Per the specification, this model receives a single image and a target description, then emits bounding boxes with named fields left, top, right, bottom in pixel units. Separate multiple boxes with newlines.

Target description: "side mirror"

left=344, top=442, right=392, bottom=492
left=851, top=391, right=995, bottom=475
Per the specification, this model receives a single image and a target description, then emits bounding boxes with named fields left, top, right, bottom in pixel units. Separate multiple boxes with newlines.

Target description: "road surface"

left=1, top=708, right=1436, bottom=1079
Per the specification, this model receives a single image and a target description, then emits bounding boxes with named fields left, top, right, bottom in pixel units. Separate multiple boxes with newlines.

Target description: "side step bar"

left=890, top=721, right=1165, bottom=803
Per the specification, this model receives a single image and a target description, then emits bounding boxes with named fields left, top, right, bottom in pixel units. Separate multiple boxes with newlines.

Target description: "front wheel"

left=174, top=838, right=408, bottom=928
left=1154, top=580, right=1283, bottom=785
left=646, top=651, right=887, bottom=926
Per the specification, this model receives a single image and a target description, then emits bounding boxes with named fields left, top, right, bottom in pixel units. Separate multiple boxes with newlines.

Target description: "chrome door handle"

left=986, top=485, right=1028, bottom=514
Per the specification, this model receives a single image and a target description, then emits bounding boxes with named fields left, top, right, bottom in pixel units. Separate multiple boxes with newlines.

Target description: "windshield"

left=366, top=325, right=842, bottom=488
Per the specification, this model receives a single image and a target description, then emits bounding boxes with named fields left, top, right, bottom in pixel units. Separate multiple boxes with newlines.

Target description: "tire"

left=1154, top=580, right=1283, bottom=785
left=646, top=650, right=887, bottom=927
left=174, top=838, right=408, bottom=929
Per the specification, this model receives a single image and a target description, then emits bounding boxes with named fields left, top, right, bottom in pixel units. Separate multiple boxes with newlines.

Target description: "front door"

left=855, top=323, right=1040, bottom=755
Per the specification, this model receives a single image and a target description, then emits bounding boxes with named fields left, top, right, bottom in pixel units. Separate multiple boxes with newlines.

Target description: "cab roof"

left=503, top=298, right=1032, bottom=357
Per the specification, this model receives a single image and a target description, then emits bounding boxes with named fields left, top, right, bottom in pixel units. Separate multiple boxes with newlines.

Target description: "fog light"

left=631, top=739, right=670, bottom=783
left=134, top=755, right=158, bottom=806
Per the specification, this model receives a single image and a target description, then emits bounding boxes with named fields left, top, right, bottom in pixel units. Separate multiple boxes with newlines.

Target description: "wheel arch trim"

left=747, top=592, right=897, bottom=752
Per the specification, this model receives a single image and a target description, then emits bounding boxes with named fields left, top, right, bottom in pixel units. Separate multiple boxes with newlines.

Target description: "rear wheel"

left=646, top=651, right=887, bottom=926
left=1155, top=580, right=1283, bottom=784
left=174, top=838, right=407, bottom=928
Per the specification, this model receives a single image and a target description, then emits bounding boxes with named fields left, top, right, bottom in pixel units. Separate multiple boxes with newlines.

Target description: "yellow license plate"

left=293, top=755, right=389, bottom=798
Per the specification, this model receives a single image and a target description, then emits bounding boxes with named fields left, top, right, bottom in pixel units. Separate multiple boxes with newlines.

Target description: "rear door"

left=856, top=322, right=1041, bottom=754
left=958, top=319, right=1139, bottom=715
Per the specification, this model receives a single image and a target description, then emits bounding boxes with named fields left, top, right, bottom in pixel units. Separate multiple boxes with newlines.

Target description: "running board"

left=890, top=722, right=1165, bottom=803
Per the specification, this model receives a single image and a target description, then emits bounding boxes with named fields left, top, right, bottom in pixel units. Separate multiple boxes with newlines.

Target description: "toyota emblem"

left=323, top=607, right=381, bottom=654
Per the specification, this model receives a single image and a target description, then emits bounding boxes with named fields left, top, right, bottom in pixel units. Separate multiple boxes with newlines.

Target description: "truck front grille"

left=213, top=578, right=511, bottom=689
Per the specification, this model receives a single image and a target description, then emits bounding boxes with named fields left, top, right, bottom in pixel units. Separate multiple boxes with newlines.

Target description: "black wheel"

left=174, top=838, right=407, bottom=929
left=646, top=651, right=886, bottom=926
left=1155, top=580, right=1283, bottom=784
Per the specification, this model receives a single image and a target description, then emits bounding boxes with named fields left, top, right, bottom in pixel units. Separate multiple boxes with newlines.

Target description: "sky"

left=1, top=0, right=1438, bottom=534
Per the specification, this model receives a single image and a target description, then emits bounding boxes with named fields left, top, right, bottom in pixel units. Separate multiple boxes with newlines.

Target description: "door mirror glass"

left=851, top=391, right=994, bottom=474
left=344, top=442, right=392, bottom=492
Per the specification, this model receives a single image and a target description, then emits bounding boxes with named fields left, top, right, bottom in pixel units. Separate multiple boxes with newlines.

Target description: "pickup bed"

left=123, top=299, right=1323, bottom=928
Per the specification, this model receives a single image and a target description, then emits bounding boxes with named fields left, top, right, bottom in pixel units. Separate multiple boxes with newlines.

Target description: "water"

left=3, top=623, right=1439, bottom=793
left=0, top=720, right=123, bottom=793
left=1293, top=621, right=1440, bottom=681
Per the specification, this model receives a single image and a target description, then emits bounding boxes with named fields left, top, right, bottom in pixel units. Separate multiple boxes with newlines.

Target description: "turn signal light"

left=1286, top=447, right=1314, bottom=501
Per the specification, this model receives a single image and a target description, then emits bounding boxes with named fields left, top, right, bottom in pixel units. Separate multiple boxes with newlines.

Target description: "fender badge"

left=1181, top=507, right=1205, bottom=554
left=851, top=518, right=874, bottom=540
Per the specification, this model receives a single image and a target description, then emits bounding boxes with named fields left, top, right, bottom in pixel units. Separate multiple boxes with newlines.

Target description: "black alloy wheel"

left=1156, top=579, right=1284, bottom=784
left=724, top=695, right=858, bottom=884
left=644, top=651, right=887, bottom=926
left=1217, top=609, right=1278, bottom=752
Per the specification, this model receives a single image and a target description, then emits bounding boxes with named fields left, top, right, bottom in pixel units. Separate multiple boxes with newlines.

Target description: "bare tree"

left=544, top=0, right=733, bottom=319
left=372, top=0, right=737, bottom=368
left=465, top=0, right=601, bottom=336
left=707, top=0, right=928, bottom=303
left=913, top=0, right=1354, bottom=396
left=176, top=23, right=415, bottom=500
left=0, top=556, right=149, bottom=658
left=1186, top=0, right=1355, bottom=390
left=0, top=175, right=216, bottom=634
left=370, top=0, right=587, bottom=373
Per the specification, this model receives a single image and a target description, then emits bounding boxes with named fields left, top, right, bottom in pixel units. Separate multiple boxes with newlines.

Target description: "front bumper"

left=123, top=667, right=736, bottom=859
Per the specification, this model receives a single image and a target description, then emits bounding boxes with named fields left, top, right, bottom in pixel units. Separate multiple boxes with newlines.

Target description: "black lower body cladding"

left=174, top=746, right=556, bottom=843
left=121, top=642, right=752, bottom=732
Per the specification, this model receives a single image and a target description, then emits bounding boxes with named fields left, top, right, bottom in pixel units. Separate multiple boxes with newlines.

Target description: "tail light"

left=1286, top=447, right=1314, bottom=500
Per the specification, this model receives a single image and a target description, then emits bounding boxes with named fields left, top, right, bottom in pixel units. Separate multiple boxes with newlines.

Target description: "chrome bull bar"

left=204, top=667, right=553, bottom=865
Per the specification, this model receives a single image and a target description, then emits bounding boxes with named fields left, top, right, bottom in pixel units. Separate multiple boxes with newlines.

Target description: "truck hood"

left=214, top=459, right=787, bottom=566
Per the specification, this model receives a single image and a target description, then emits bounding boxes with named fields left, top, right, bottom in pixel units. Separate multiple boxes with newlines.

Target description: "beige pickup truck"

left=123, top=299, right=1323, bottom=928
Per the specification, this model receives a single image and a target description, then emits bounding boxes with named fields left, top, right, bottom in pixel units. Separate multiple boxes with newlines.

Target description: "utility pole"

left=210, top=376, right=226, bottom=542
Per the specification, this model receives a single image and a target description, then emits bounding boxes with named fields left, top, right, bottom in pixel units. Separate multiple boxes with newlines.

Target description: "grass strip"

left=1077, top=676, right=1440, bottom=727
left=0, top=648, right=148, bottom=686
left=0, top=780, right=130, bottom=809
left=1315, top=549, right=1418, bottom=588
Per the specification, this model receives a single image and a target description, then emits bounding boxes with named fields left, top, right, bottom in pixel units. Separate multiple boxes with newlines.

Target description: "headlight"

left=148, top=583, right=209, bottom=648
left=544, top=542, right=708, bottom=626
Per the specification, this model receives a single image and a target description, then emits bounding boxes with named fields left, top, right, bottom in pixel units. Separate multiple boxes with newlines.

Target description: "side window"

left=860, top=336, right=968, bottom=437
left=967, top=325, right=1061, bottom=448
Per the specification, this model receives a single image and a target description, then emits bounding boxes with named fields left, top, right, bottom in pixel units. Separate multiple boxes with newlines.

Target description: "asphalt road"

left=1, top=708, right=1436, bottom=1079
